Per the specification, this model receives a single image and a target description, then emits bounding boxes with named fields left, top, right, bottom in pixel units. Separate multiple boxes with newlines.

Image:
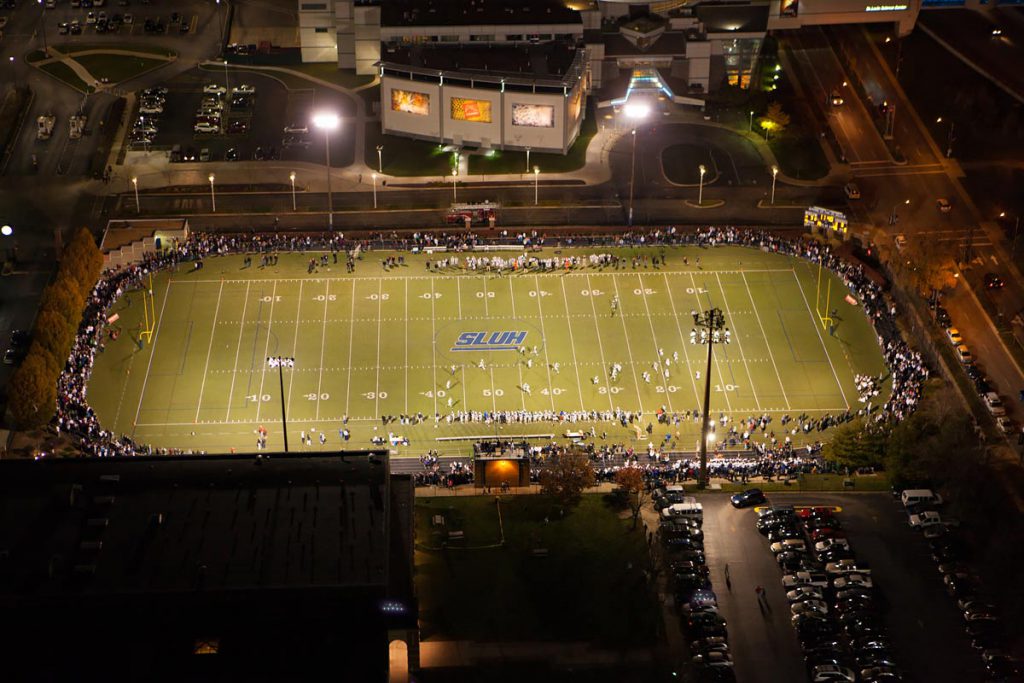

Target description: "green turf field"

left=86, top=246, right=888, bottom=457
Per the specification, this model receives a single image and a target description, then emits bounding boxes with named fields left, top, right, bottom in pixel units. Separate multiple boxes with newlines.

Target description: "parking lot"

left=128, top=68, right=355, bottom=166
left=688, top=492, right=981, bottom=682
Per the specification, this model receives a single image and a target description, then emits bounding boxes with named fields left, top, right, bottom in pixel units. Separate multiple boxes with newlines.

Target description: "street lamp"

left=624, top=102, right=649, bottom=226
left=692, top=308, right=730, bottom=489
left=208, top=173, right=216, bottom=212
left=533, top=166, right=540, bottom=205
left=749, top=110, right=754, bottom=133
left=289, top=171, right=297, bottom=211
left=312, top=111, right=340, bottom=230
left=371, top=172, right=378, bottom=209
left=131, top=176, right=140, bottom=213
left=266, top=356, right=295, bottom=452
left=698, top=164, right=706, bottom=207
left=771, top=165, right=779, bottom=205
left=999, top=210, right=1015, bottom=253
left=889, top=198, right=909, bottom=226
left=451, top=169, right=458, bottom=203
left=223, top=59, right=230, bottom=96
left=936, top=117, right=955, bottom=158
left=0, top=225, right=11, bottom=237
left=525, top=146, right=531, bottom=174
left=376, top=144, right=383, bottom=173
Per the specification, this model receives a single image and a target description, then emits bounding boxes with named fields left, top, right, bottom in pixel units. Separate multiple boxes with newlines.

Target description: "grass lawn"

left=85, top=246, right=887, bottom=457
left=365, top=122, right=456, bottom=176
left=38, top=62, right=93, bottom=93
left=467, top=108, right=598, bottom=175
left=769, top=133, right=830, bottom=180
left=75, top=54, right=168, bottom=84
left=286, top=63, right=375, bottom=89
left=661, top=144, right=716, bottom=185
left=414, top=494, right=658, bottom=644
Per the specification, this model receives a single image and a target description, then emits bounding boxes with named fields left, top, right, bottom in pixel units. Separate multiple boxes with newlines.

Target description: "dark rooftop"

left=603, top=31, right=689, bottom=57
left=384, top=41, right=580, bottom=80
left=0, top=451, right=415, bottom=681
left=382, top=0, right=582, bottom=28
left=695, top=3, right=770, bottom=33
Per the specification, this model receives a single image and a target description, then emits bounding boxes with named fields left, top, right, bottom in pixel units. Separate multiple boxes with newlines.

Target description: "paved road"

left=699, top=492, right=980, bottom=683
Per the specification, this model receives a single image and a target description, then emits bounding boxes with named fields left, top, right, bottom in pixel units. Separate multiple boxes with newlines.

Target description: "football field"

left=87, top=246, right=888, bottom=456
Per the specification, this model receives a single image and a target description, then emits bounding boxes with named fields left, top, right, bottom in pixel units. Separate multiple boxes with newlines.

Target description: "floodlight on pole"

left=749, top=110, right=754, bottom=132
left=525, top=146, right=531, bottom=174
left=771, top=165, right=779, bottom=205
left=451, top=169, right=458, bottom=203
left=692, top=307, right=729, bottom=489
left=533, top=166, right=540, bottom=205
left=266, top=356, right=295, bottom=452
left=376, top=144, right=383, bottom=173
left=131, top=176, right=140, bottom=213
left=698, top=164, right=706, bottom=206
left=208, top=173, right=216, bottom=212
left=312, top=111, right=341, bottom=230
left=289, top=171, right=297, bottom=211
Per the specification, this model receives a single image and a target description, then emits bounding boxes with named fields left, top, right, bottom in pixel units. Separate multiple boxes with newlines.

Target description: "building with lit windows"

left=298, top=0, right=928, bottom=151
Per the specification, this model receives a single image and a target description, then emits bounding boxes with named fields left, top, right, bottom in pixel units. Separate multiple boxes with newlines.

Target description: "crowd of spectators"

left=52, top=225, right=927, bottom=463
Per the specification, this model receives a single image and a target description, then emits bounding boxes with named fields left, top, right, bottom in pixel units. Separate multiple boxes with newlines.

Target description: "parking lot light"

left=771, top=165, right=779, bottom=206
left=131, top=176, right=140, bottom=213
left=208, top=173, right=216, bottom=212
left=312, top=112, right=341, bottom=230
left=451, top=169, right=457, bottom=203
left=376, top=145, right=383, bottom=174
left=371, top=172, right=377, bottom=209
left=289, top=172, right=297, bottom=211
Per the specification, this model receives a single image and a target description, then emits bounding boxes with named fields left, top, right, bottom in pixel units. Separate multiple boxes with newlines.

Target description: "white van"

left=661, top=502, right=703, bottom=523
left=901, top=489, right=942, bottom=509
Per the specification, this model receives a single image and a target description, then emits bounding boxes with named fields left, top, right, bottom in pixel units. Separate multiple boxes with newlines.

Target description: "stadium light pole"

left=376, top=144, right=383, bottom=173
left=693, top=308, right=729, bottom=489
left=451, top=169, right=458, bottom=203
left=267, top=356, right=295, bottom=452
left=312, top=111, right=340, bottom=230
left=771, top=165, right=778, bottom=205
left=208, top=173, right=216, bottom=212
left=533, top=166, right=539, bottom=205
left=289, top=171, right=297, bottom=211
left=698, top=164, right=706, bottom=207
left=624, top=102, right=649, bottom=227
left=131, top=176, right=140, bottom=213
left=371, top=172, right=378, bottom=209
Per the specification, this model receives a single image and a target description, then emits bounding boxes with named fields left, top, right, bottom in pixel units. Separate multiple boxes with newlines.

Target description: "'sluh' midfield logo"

left=451, top=331, right=528, bottom=352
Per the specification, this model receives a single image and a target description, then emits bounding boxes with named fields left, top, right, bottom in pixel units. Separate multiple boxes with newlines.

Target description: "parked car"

left=983, top=392, right=1006, bottom=417
left=936, top=197, right=953, bottom=213
left=833, top=573, right=873, bottom=590
left=203, top=84, right=227, bottom=95
left=909, top=511, right=943, bottom=530
left=810, top=664, right=856, bottom=682
left=843, top=182, right=861, bottom=200
left=232, top=84, right=255, bottom=94
left=983, top=272, right=1005, bottom=289
left=946, top=327, right=962, bottom=345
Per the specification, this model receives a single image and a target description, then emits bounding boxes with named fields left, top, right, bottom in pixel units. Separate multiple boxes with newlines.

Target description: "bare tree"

left=614, top=466, right=649, bottom=530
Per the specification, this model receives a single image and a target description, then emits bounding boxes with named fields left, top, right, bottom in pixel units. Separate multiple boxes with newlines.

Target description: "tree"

left=614, top=466, right=650, bottom=529
left=61, top=228, right=103, bottom=297
left=8, top=347, right=58, bottom=429
left=33, top=309, right=75, bottom=366
left=539, top=450, right=596, bottom=510
left=40, top=275, right=85, bottom=323
left=823, top=422, right=887, bottom=470
left=759, top=102, right=790, bottom=138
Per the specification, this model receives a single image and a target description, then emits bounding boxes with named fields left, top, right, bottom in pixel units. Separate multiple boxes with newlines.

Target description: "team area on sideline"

left=86, top=245, right=888, bottom=457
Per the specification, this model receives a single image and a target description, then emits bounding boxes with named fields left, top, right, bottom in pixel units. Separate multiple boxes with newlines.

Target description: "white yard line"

left=533, top=275, right=556, bottom=411
left=288, top=280, right=304, bottom=419
left=344, top=279, right=357, bottom=418
left=254, top=281, right=278, bottom=422
left=430, top=278, right=439, bottom=418
left=404, top=278, right=409, bottom=416
left=715, top=272, right=761, bottom=408
left=316, top=280, right=332, bottom=420
left=224, top=281, right=251, bottom=421
left=558, top=277, right=588, bottom=411
left=662, top=273, right=702, bottom=407
left=508, top=277, right=526, bottom=409
left=583, top=274, right=617, bottom=412
left=374, top=278, right=383, bottom=418
left=132, top=278, right=173, bottom=431
left=194, top=279, right=224, bottom=421
left=688, top=273, right=733, bottom=413
left=741, top=272, right=791, bottom=410
left=456, top=277, right=463, bottom=319
left=607, top=275, right=644, bottom=413
left=636, top=273, right=674, bottom=413
left=791, top=270, right=850, bottom=410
